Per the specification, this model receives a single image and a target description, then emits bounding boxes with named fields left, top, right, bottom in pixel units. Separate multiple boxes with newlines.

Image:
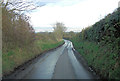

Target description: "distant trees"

left=53, top=22, right=67, bottom=41
left=63, top=31, right=76, bottom=39
left=35, top=32, right=57, bottom=43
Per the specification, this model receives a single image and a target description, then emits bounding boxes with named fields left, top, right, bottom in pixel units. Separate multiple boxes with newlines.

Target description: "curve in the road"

left=6, top=40, right=97, bottom=79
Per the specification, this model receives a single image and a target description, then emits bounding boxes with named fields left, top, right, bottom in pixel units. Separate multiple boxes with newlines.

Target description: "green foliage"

left=63, top=31, right=76, bottom=39
left=35, top=37, right=64, bottom=52
left=70, top=7, right=120, bottom=79
left=7, top=51, right=14, bottom=56
left=79, top=8, right=120, bottom=45
left=71, top=38, right=120, bottom=79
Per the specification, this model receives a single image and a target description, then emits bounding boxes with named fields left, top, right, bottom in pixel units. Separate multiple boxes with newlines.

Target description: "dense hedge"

left=79, top=7, right=120, bottom=54
left=80, top=8, right=120, bottom=41
left=71, top=7, right=120, bottom=79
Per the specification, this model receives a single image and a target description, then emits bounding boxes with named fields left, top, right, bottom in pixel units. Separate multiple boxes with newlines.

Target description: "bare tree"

left=1, top=0, right=45, bottom=12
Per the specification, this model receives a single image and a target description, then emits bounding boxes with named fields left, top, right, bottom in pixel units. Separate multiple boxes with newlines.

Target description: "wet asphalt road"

left=9, top=40, right=96, bottom=79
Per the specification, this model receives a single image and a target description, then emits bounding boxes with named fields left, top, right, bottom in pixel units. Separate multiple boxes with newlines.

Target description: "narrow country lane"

left=52, top=47, right=76, bottom=79
left=6, top=40, right=97, bottom=79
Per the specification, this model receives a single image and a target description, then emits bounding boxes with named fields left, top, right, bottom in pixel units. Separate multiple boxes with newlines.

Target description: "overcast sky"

left=28, top=0, right=120, bottom=32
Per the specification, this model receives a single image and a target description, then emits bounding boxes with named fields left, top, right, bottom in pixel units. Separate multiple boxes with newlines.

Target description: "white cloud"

left=28, top=0, right=120, bottom=32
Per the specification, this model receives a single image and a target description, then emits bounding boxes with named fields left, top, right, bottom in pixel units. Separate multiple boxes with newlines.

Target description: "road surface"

left=7, top=40, right=97, bottom=79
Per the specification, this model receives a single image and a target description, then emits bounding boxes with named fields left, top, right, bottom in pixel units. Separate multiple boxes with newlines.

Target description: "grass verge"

left=70, top=38, right=120, bottom=79
left=2, top=40, right=64, bottom=76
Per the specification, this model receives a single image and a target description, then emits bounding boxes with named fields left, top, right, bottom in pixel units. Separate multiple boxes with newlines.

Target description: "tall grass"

left=3, top=39, right=64, bottom=75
